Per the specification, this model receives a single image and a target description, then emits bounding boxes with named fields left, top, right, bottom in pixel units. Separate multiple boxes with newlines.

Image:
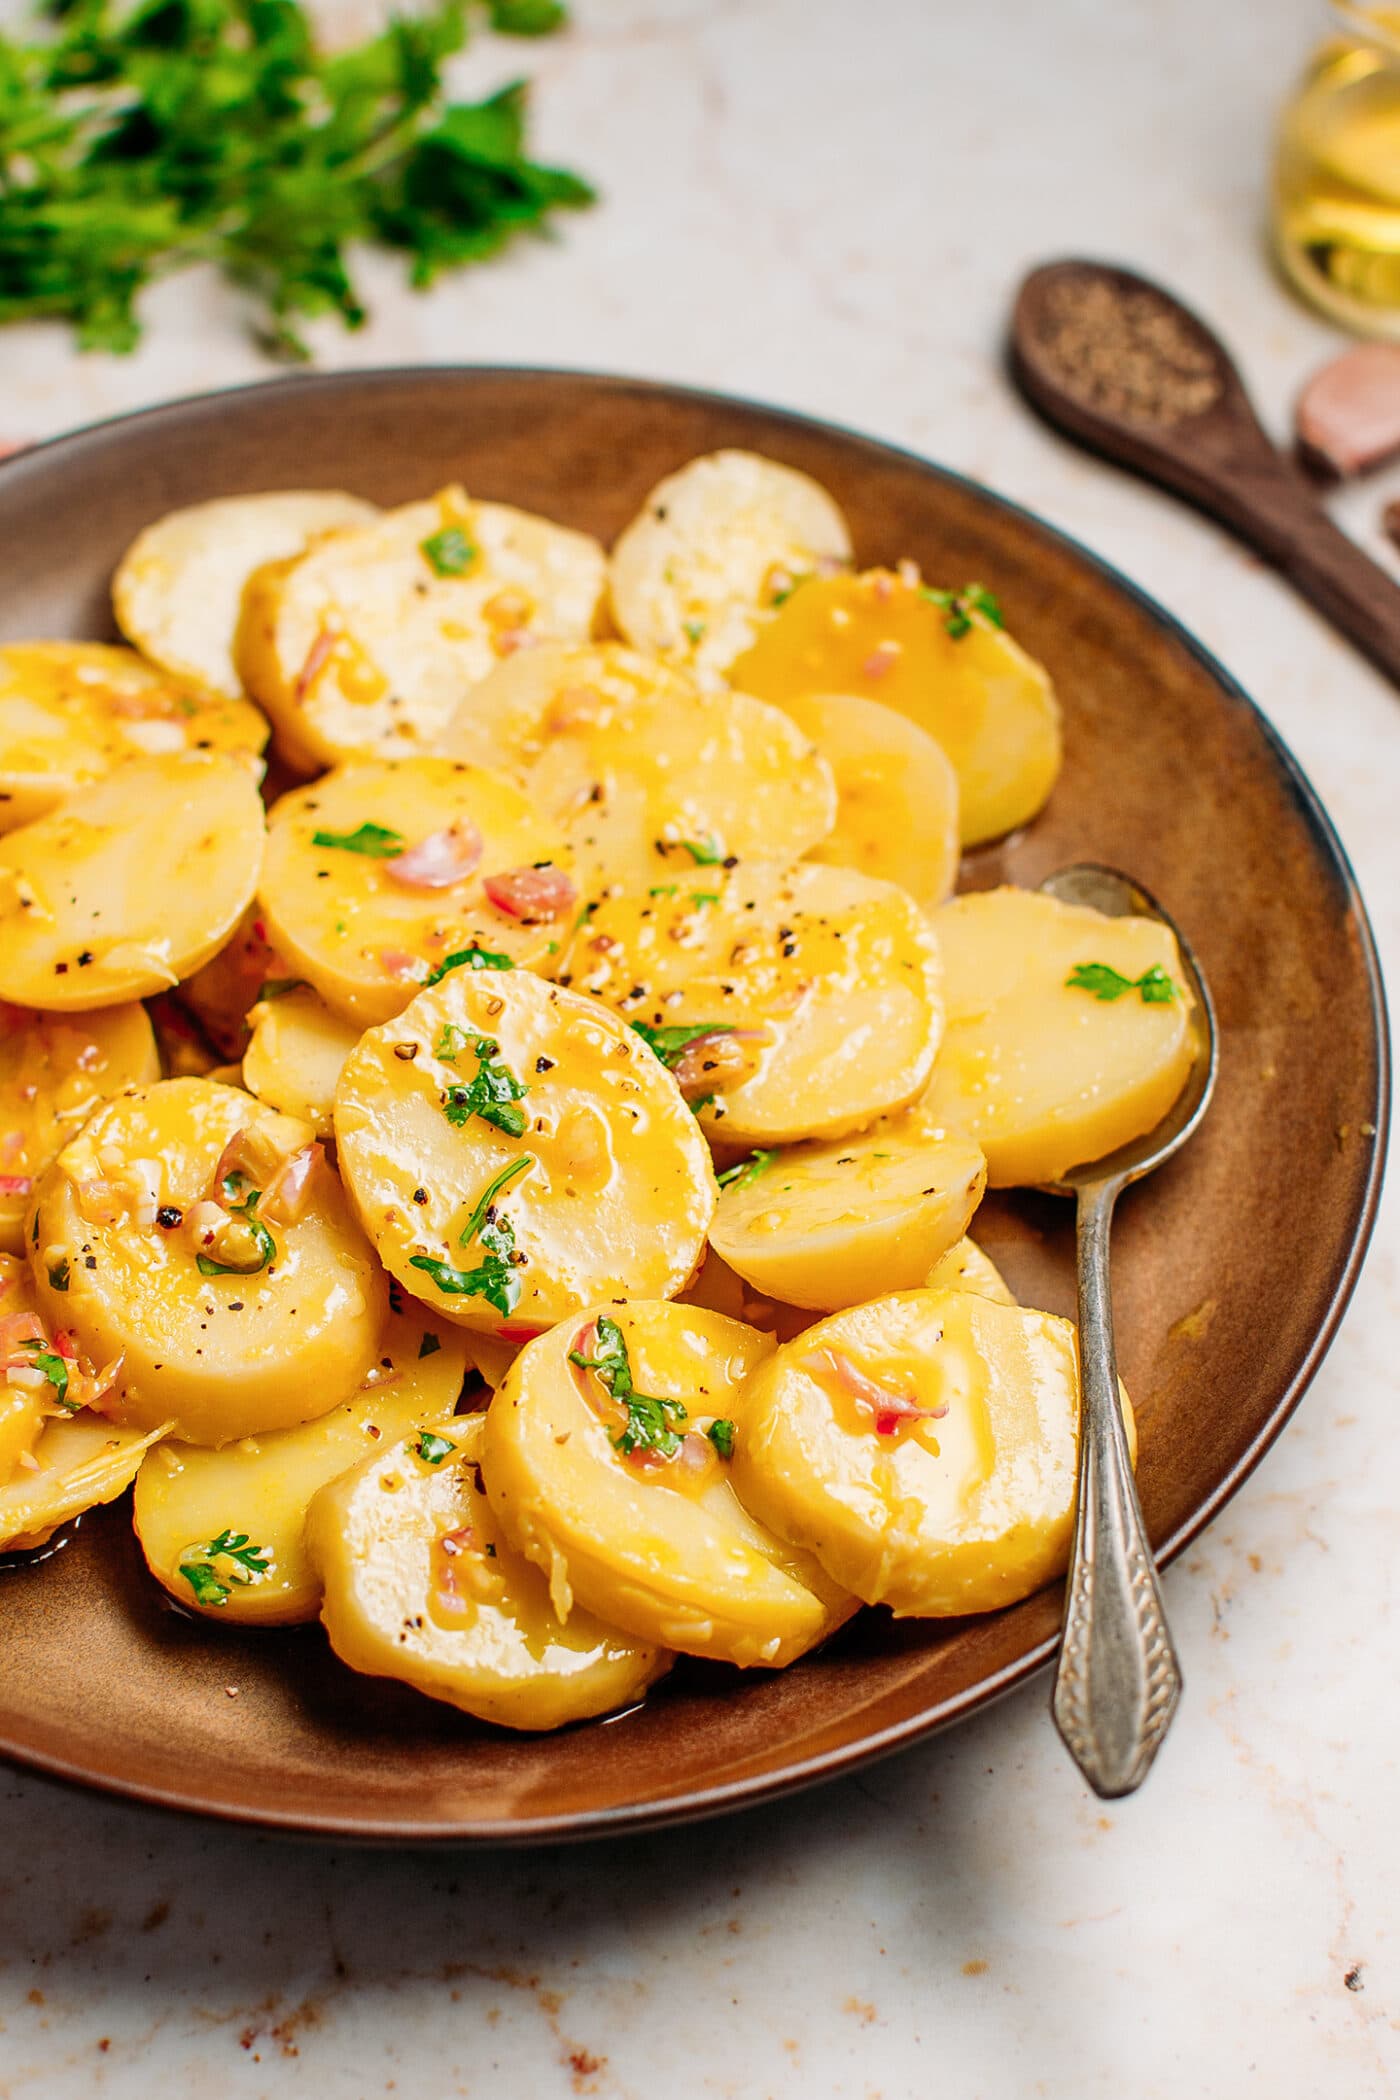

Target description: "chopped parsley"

left=568, top=1314, right=687, bottom=1457
left=706, top=1418, right=736, bottom=1460
left=423, top=945, right=514, bottom=987
left=716, top=1149, right=778, bottom=1192
left=630, top=1020, right=733, bottom=1069
left=24, top=1341, right=73, bottom=1411
left=409, top=1153, right=535, bottom=1318
left=179, top=1529, right=272, bottom=1608
left=196, top=1184, right=275, bottom=1277
left=310, top=822, right=405, bottom=857
left=435, top=1023, right=472, bottom=1062
left=415, top=1430, right=457, bottom=1464
left=46, top=1256, right=70, bottom=1292
left=420, top=526, right=477, bottom=577
left=441, top=1037, right=529, bottom=1137
left=919, top=581, right=1004, bottom=640
left=1065, top=962, right=1178, bottom=1006
left=668, top=835, right=724, bottom=866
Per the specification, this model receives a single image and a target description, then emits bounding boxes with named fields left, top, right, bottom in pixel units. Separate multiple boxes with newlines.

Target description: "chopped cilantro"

left=648, top=884, right=679, bottom=898
left=1065, top=962, right=1178, bottom=1005
left=441, top=1037, right=529, bottom=1137
left=706, top=1418, right=735, bottom=1460
left=179, top=1529, right=272, bottom=1608
left=24, top=1342, right=72, bottom=1411
left=311, top=822, right=405, bottom=857
left=689, top=892, right=720, bottom=907
left=423, top=945, right=514, bottom=987
left=459, top=1154, right=534, bottom=1248
left=668, top=835, right=724, bottom=866
left=568, top=1313, right=688, bottom=1457
left=415, top=1430, right=457, bottom=1464
left=196, top=1187, right=275, bottom=1277
left=409, top=1153, right=534, bottom=1319
left=630, top=1020, right=733, bottom=1069
left=716, top=1149, right=778, bottom=1191
left=919, top=581, right=1004, bottom=639
left=46, top=1257, right=70, bottom=1292
left=436, top=1023, right=472, bottom=1062
left=420, top=526, right=477, bottom=577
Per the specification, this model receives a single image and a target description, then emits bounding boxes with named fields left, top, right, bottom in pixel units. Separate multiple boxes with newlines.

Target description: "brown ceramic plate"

left=0, top=370, right=1386, bottom=1842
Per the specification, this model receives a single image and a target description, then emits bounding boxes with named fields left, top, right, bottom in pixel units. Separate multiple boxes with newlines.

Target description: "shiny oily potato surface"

left=562, top=858, right=943, bottom=1145
left=113, top=490, right=380, bottom=699
left=732, top=1288, right=1088, bottom=1616
left=0, top=751, right=265, bottom=1010
left=777, top=690, right=960, bottom=911
left=730, top=568, right=1061, bottom=846
left=134, top=1303, right=469, bottom=1623
left=30, top=1078, right=386, bottom=1445
left=709, top=1112, right=987, bottom=1312
left=0, top=642, right=268, bottom=834
left=0, top=1410, right=169, bottom=1551
left=333, top=967, right=715, bottom=1336
left=484, top=1301, right=854, bottom=1666
left=0, top=1000, right=159, bottom=1254
left=242, top=985, right=363, bottom=1138
left=609, top=450, right=852, bottom=678
left=308, top=1410, right=669, bottom=1731
left=258, top=758, right=573, bottom=1025
left=922, top=887, right=1197, bottom=1187
left=926, top=1236, right=1018, bottom=1306
left=235, top=489, right=606, bottom=772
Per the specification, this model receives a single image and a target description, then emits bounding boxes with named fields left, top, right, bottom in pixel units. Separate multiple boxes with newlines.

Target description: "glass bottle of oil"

left=1274, top=4, right=1400, bottom=335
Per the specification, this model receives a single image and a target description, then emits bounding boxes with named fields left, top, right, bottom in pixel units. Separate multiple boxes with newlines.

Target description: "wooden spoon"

left=1010, top=258, right=1400, bottom=688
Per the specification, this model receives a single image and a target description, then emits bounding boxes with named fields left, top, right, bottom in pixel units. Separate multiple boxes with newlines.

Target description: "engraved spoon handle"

left=1051, top=1177, right=1183, bottom=1797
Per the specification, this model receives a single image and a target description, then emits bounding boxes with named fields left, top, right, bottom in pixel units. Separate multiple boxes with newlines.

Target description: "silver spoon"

left=1037, top=863, right=1219, bottom=1797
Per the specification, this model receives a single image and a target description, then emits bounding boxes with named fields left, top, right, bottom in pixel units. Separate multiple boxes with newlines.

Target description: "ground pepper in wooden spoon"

left=1010, top=259, right=1400, bottom=688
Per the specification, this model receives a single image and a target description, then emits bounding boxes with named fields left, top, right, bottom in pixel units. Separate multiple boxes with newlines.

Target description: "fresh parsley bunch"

left=0, top=0, right=592, bottom=355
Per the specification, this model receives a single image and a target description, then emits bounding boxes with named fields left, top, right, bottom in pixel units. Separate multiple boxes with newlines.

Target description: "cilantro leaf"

left=441, top=1037, right=529, bottom=1137
left=24, top=1342, right=72, bottom=1411
left=716, top=1148, right=778, bottom=1191
left=415, top=1430, right=457, bottom=1464
left=421, top=526, right=477, bottom=576
left=1065, top=962, right=1179, bottom=1005
left=630, top=1020, right=733, bottom=1069
left=568, top=1313, right=689, bottom=1458
left=179, top=1528, right=272, bottom=1606
left=706, top=1418, right=735, bottom=1460
left=410, top=1249, right=519, bottom=1317
left=667, top=835, right=724, bottom=866
left=919, top=582, right=1004, bottom=639
left=46, top=1256, right=70, bottom=1292
left=423, top=944, right=514, bottom=987
left=311, top=822, right=405, bottom=857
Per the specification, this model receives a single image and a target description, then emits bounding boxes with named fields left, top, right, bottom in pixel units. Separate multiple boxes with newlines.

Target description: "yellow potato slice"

left=441, top=642, right=835, bottom=897
left=484, top=1301, right=855, bottom=1666
left=730, top=568, right=1061, bottom=846
left=679, top=1248, right=816, bottom=1345
left=561, top=858, right=943, bottom=1145
left=779, top=691, right=960, bottom=910
left=732, top=1288, right=1093, bottom=1616
left=0, top=1410, right=169, bottom=1552
left=30, top=1078, right=386, bottom=1446
left=177, top=905, right=288, bottom=1061
left=609, top=450, right=852, bottom=678
left=926, top=1236, right=1017, bottom=1306
left=461, top=1330, right=522, bottom=1390
left=242, top=984, right=363, bottom=1138
left=113, top=491, right=380, bottom=699
left=235, top=488, right=606, bottom=772
left=133, top=1302, right=469, bottom=1624
left=308, top=1410, right=669, bottom=1730
left=0, top=752, right=265, bottom=1012
left=709, top=1112, right=986, bottom=1312
left=146, top=993, right=221, bottom=1078
left=258, top=758, right=573, bottom=1026
left=334, top=966, right=715, bottom=1336
left=0, top=641, right=267, bottom=834
left=922, top=887, right=1197, bottom=1186
left=0, top=1001, right=159, bottom=1255
left=0, top=1251, right=48, bottom=1478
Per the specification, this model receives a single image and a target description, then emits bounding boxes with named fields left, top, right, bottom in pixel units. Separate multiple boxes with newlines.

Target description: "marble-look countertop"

left=0, top=3, right=1397, bottom=2095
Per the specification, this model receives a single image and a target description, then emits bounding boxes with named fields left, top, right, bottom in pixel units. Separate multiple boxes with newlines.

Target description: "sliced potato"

left=133, top=1302, right=469, bottom=1623
left=732, top=1288, right=1096, bottom=1616
left=242, top=985, right=363, bottom=1138
left=678, top=1248, right=815, bottom=1345
left=176, top=905, right=287, bottom=1061
left=709, top=1112, right=986, bottom=1312
left=461, top=1330, right=522, bottom=1390
left=609, top=450, right=852, bottom=678
left=235, top=489, right=606, bottom=772
left=0, top=641, right=267, bottom=834
left=146, top=993, right=221, bottom=1078
left=0, top=752, right=265, bottom=1011
left=0, top=1001, right=159, bottom=1255
left=308, top=1410, right=669, bottom=1730
left=0, top=1410, right=169, bottom=1552
left=484, top=1302, right=855, bottom=1666
left=334, top=966, right=715, bottom=1336
left=922, top=887, right=1197, bottom=1186
left=113, top=491, right=380, bottom=699
left=258, top=758, right=573, bottom=1026
left=729, top=568, right=1061, bottom=846
left=30, top=1078, right=386, bottom=1446
left=0, top=1252, right=48, bottom=1477
left=779, top=691, right=960, bottom=910
left=926, top=1236, right=1017, bottom=1306
left=440, top=642, right=835, bottom=897
left=561, top=858, right=942, bottom=1145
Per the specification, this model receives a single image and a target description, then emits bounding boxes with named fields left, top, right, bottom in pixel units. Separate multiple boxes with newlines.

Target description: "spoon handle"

left=1051, top=1177, right=1182, bottom=1797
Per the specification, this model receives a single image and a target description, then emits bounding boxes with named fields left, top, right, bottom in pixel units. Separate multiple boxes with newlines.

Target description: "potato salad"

left=0, top=453, right=1196, bottom=1732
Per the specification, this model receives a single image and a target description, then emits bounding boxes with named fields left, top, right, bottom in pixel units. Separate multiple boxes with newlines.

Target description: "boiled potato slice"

left=242, top=985, right=363, bottom=1138
left=0, top=752, right=265, bottom=1011
left=733, top=1288, right=1096, bottom=1616
left=0, top=1251, right=48, bottom=1478
left=779, top=691, right=960, bottom=910
left=0, top=1001, right=159, bottom=1254
left=308, top=1410, right=669, bottom=1730
left=0, top=642, right=268, bottom=834
left=922, top=887, right=1197, bottom=1186
left=258, top=758, right=573, bottom=1026
left=484, top=1301, right=854, bottom=1665
left=113, top=490, right=380, bottom=699
left=709, top=1113, right=986, bottom=1312
left=334, top=966, right=715, bottom=1336
left=0, top=1410, right=169, bottom=1552
left=146, top=994, right=222, bottom=1078
left=679, top=1248, right=815, bottom=1345
left=441, top=642, right=836, bottom=897
left=133, top=1302, right=469, bottom=1624
left=561, top=858, right=942, bottom=1145
left=461, top=1330, right=522, bottom=1390
left=235, top=489, right=606, bottom=772
left=29, top=1078, right=386, bottom=1445
left=730, top=568, right=1061, bottom=846
left=926, top=1236, right=1017, bottom=1305
left=609, top=450, right=851, bottom=678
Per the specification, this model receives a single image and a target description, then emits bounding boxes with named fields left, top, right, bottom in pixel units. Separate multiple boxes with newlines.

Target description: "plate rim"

left=0, top=364, right=1388, bottom=1843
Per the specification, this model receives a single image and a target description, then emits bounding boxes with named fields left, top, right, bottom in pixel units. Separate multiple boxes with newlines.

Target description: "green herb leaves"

left=706, top=1418, right=735, bottom=1460
left=716, top=1149, right=777, bottom=1192
left=0, top=0, right=593, bottom=357
left=420, top=526, right=477, bottom=576
left=1065, top=962, right=1178, bottom=1005
left=423, top=945, right=514, bottom=987
left=196, top=1183, right=275, bottom=1277
left=919, top=582, right=1004, bottom=640
left=441, top=1036, right=529, bottom=1137
left=630, top=1020, right=733, bottom=1070
left=45, top=1256, right=70, bottom=1292
left=568, top=1314, right=688, bottom=1458
left=311, top=822, right=405, bottom=857
left=415, top=1430, right=456, bottom=1464
left=409, top=1153, right=534, bottom=1318
left=23, top=1340, right=73, bottom=1411
left=179, top=1529, right=273, bottom=1608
